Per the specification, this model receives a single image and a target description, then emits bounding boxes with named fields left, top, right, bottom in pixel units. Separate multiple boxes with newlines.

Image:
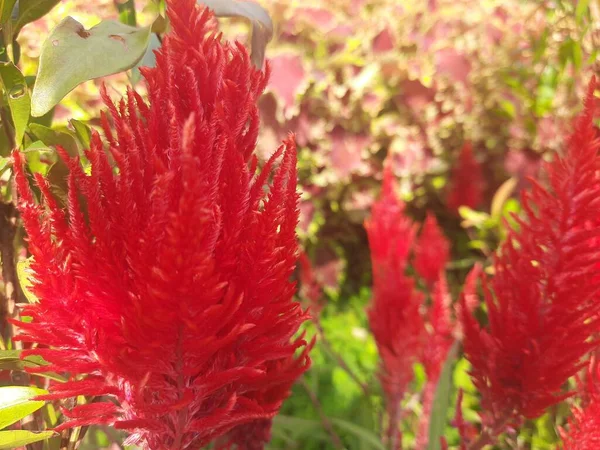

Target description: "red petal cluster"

left=365, top=165, right=424, bottom=448
left=414, top=212, right=450, bottom=287
left=447, top=142, right=484, bottom=214
left=460, top=78, right=600, bottom=426
left=13, top=1, right=310, bottom=448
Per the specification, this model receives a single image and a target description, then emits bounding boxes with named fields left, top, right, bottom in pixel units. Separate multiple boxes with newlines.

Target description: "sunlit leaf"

left=31, top=17, right=152, bottom=117
left=197, top=0, right=273, bottom=68
left=0, top=386, right=47, bottom=429
left=490, top=177, right=517, bottom=220
left=0, top=430, right=55, bottom=448
left=0, top=61, right=29, bottom=146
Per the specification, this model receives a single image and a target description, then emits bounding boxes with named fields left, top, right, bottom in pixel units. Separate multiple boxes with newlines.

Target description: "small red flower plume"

left=561, top=359, right=600, bottom=449
left=13, top=0, right=310, bottom=448
left=414, top=212, right=450, bottom=287
left=447, top=142, right=484, bottom=214
left=366, top=164, right=424, bottom=449
left=460, top=78, right=600, bottom=428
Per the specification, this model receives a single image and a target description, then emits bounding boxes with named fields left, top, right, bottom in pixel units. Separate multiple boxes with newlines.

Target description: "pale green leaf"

left=0, top=61, right=30, bottom=145
left=0, top=430, right=55, bottom=448
left=0, top=386, right=47, bottom=429
left=31, top=17, right=151, bottom=117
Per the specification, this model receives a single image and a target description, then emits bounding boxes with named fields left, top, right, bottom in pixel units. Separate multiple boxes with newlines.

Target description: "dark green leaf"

left=115, top=0, right=136, bottom=26
left=0, top=386, right=47, bottom=429
left=0, top=430, right=55, bottom=448
left=427, top=341, right=460, bottom=450
left=11, top=0, right=61, bottom=38
left=28, top=123, right=79, bottom=157
left=0, top=61, right=29, bottom=145
left=69, top=119, right=92, bottom=149
left=31, top=17, right=151, bottom=117
left=0, top=0, right=17, bottom=25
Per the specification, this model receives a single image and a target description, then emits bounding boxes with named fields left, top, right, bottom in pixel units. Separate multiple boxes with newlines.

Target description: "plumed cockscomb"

left=366, top=164, right=424, bottom=449
left=13, top=1, right=310, bottom=448
left=447, top=142, right=484, bottom=214
left=413, top=212, right=450, bottom=287
left=461, top=78, right=600, bottom=429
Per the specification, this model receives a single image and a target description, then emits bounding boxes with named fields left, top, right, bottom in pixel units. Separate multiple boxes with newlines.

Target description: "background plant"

left=0, top=0, right=597, bottom=449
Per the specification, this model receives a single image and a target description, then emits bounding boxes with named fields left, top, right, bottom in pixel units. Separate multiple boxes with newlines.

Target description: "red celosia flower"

left=413, top=212, right=450, bottom=287
left=298, top=250, right=325, bottom=316
left=560, top=357, right=600, bottom=449
left=460, top=78, right=600, bottom=429
left=447, top=142, right=484, bottom=214
left=366, top=164, right=424, bottom=450
left=13, top=1, right=311, bottom=448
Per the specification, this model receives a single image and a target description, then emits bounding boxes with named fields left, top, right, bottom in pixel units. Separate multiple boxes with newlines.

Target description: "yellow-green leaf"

left=0, top=61, right=30, bottom=146
left=0, top=430, right=55, bottom=448
left=0, top=386, right=47, bottom=430
left=0, top=0, right=17, bottom=25
left=31, top=17, right=152, bottom=117
left=16, top=257, right=36, bottom=303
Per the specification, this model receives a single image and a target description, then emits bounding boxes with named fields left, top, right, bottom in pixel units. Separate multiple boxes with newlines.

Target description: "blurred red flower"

left=13, top=0, right=310, bottom=448
left=447, top=142, right=484, bottom=214
left=366, top=164, right=424, bottom=449
left=414, top=212, right=450, bottom=287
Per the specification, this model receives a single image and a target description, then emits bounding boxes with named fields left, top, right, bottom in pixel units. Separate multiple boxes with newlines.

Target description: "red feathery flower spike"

left=366, top=164, right=424, bottom=450
left=414, top=212, right=450, bottom=287
left=561, top=358, right=600, bottom=449
left=13, top=0, right=310, bottom=448
left=460, top=77, right=600, bottom=429
left=447, top=142, right=484, bottom=215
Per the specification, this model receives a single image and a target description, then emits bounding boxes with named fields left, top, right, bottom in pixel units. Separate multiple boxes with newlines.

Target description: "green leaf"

left=0, top=350, right=66, bottom=382
left=0, top=61, right=30, bottom=145
left=28, top=123, right=79, bottom=157
left=11, top=0, right=61, bottom=38
left=0, top=386, right=47, bottom=429
left=31, top=17, right=152, bottom=117
left=17, top=257, right=36, bottom=303
left=427, top=341, right=460, bottom=450
left=197, top=0, right=273, bottom=68
left=69, top=119, right=92, bottom=149
left=115, top=0, right=136, bottom=26
left=576, top=0, right=590, bottom=24
left=0, top=430, right=55, bottom=448
left=0, top=0, right=17, bottom=25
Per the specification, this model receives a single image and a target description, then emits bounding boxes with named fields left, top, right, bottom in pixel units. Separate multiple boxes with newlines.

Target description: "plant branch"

left=0, top=201, right=20, bottom=343
left=312, top=317, right=372, bottom=398
left=300, top=377, right=345, bottom=450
